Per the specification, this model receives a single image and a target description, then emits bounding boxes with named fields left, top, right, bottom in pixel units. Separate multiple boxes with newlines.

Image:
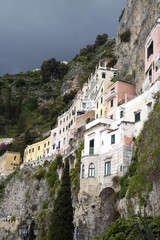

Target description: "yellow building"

left=23, top=136, right=51, bottom=163
left=0, top=151, right=21, bottom=176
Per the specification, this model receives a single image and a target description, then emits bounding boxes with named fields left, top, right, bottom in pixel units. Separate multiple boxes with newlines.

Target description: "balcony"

left=105, top=92, right=117, bottom=102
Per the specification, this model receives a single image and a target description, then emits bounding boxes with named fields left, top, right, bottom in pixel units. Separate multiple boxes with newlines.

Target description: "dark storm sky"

left=0, top=0, right=126, bottom=76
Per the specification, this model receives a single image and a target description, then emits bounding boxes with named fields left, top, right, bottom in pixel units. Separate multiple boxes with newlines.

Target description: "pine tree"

left=49, top=161, right=74, bottom=240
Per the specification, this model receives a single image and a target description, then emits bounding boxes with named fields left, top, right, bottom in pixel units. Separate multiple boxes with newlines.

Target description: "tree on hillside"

left=95, top=33, right=108, bottom=48
left=41, top=58, right=69, bottom=83
left=48, top=161, right=74, bottom=240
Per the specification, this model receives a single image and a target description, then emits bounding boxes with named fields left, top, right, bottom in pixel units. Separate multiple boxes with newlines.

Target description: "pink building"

left=143, top=18, right=160, bottom=92
left=105, top=81, right=135, bottom=119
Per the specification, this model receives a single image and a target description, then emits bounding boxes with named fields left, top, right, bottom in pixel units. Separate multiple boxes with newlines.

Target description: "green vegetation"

left=46, top=154, right=62, bottom=195
left=34, top=168, right=46, bottom=181
left=118, top=93, right=160, bottom=209
left=111, top=69, right=136, bottom=84
left=94, top=215, right=160, bottom=240
left=36, top=209, right=52, bottom=240
left=10, top=215, right=16, bottom=222
left=42, top=200, right=49, bottom=209
left=69, top=36, right=116, bottom=87
left=120, top=29, right=131, bottom=42
left=70, top=140, right=84, bottom=199
left=41, top=58, right=69, bottom=83
left=48, top=161, right=74, bottom=240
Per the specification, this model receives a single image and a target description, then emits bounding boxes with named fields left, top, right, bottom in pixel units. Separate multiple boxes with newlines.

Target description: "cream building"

left=0, top=151, right=21, bottom=176
left=23, top=136, right=51, bottom=163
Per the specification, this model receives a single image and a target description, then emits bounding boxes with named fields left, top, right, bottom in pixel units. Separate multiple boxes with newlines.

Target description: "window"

left=58, top=141, right=61, bottom=148
left=63, top=127, right=65, bottom=132
left=47, top=148, right=49, bottom=154
left=111, top=87, right=115, bottom=94
left=102, top=73, right=106, bottom=78
left=96, top=114, right=98, bottom=119
left=71, top=120, right=73, bottom=125
left=60, top=120, right=62, bottom=125
left=135, top=112, right=140, bottom=122
left=52, top=144, right=55, bottom=150
left=14, top=156, right=16, bottom=161
left=110, top=115, right=113, bottom=119
left=89, top=139, right=94, bottom=155
left=100, top=109, right=102, bottom=116
left=111, top=134, right=115, bottom=144
left=53, top=132, right=56, bottom=138
left=101, top=97, right=103, bottom=104
left=105, top=161, right=111, bottom=175
left=82, top=102, right=86, bottom=109
left=59, top=130, right=61, bottom=135
left=48, top=141, right=50, bottom=146
left=69, top=113, right=71, bottom=118
left=63, top=137, right=66, bottom=145
left=111, top=99, right=114, bottom=107
left=66, top=116, right=68, bottom=121
left=89, top=163, right=95, bottom=177
left=149, top=68, right=152, bottom=82
left=29, top=149, right=31, bottom=153
left=97, top=102, right=98, bottom=108
left=101, top=88, right=103, bottom=93
left=63, top=118, right=65, bottom=123
left=38, top=146, right=40, bottom=151
left=44, top=143, right=46, bottom=148
left=82, top=165, right=85, bottom=178
left=147, top=41, right=153, bottom=59
left=120, top=110, right=123, bottom=118
left=66, top=125, right=68, bottom=130
left=32, top=148, right=34, bottom=152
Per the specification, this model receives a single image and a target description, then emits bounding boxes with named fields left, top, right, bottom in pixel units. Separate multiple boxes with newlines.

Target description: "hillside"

left=0, top=34, right=115, bottom=157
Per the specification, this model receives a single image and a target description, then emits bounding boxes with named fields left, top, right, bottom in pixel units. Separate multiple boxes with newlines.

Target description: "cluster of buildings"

left=0, top=19, right=160, bottom=180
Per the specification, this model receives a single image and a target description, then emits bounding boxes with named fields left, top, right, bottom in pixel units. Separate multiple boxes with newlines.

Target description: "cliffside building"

left=143, top=18, right=160, bottom=92
left=23, top=136, right=51, bottom=163
left=0, top=151, right=21, bottom=176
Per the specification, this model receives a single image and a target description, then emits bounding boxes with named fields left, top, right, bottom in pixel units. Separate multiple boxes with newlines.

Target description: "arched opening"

left=99, top=187, right=119, bottom=234
left=88, top=163, right=95, bottom=177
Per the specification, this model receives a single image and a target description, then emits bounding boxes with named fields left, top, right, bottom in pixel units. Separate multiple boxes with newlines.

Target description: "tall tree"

left=49, top=161, right=74, bottom=240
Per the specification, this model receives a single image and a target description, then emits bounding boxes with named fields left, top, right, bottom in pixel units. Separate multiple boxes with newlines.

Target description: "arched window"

left=82, top=164, right=85, bottom=178
left=102, top=73, right=106, bottom=78
left=88, top=163, right=95, bottom=177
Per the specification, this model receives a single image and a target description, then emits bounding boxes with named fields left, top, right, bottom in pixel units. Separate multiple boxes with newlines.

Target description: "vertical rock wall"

left=116, top=0, right=160, bottom=94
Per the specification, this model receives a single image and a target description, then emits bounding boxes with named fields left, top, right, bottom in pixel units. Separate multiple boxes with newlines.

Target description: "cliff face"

left=116, top=0, right=160, bottom=94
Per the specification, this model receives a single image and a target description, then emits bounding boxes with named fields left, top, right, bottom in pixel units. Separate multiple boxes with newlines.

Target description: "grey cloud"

left=0, top=0, right=126, bottom=75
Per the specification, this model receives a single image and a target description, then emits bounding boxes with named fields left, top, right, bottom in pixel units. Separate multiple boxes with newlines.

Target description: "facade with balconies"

left=142, top=18, right=160, bottom=92
left=105, top=81, right=135, bottom=119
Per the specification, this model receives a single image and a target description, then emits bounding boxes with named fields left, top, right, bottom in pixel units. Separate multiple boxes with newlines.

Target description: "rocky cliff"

left=116, top=0, right=160, bottom=94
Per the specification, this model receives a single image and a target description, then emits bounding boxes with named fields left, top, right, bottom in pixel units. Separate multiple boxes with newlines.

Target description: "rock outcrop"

left=116, top=0, right=160, bottom=94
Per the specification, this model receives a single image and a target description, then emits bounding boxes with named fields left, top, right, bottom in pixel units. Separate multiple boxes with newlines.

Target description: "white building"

left=81, top=118, right=134, bottom=194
